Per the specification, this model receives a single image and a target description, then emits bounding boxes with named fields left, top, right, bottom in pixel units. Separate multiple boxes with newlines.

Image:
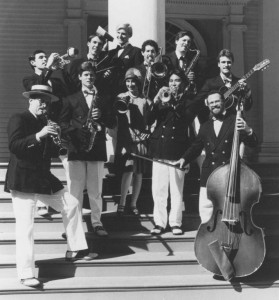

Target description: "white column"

left=227, top=24, right=247, bottom=77
left=259, top=0, right=279, bottom=162
left=108, top=0, right=165, bottom=50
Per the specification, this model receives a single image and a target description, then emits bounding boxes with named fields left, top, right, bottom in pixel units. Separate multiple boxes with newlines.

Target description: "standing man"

left=147, top=69, right=197, bottom=236
left=176, top=91, right=257, bottom=223
left=64, top=34, right=109, bottom=96
left=136, top=39, right=167, bottom=101
left=5, top=85, right=97, bottom=288
left=23, top=50, right=68, bottom=215
left=166, top=31, right=200, bottom=95
left=107, top=23, right=143, bottom=95
left=59, top=62, right=116, bottom=237
left=193, top=49, right=253, bottom=124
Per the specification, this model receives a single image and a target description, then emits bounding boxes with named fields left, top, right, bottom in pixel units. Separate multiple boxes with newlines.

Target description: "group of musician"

left=4, top=22, right=257, bottom=287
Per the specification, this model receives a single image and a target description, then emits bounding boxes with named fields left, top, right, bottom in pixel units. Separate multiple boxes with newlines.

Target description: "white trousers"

left=199, top=187, right=214, bottom=223
left=152, top=161, right=186, bottom=228
left=67, top=160, right=104, bottom=227
left=11, top=189, right=88, bottom=280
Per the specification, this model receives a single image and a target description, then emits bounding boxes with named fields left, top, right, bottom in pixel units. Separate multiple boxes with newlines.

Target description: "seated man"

left=5, top=84, right=97, bottom=288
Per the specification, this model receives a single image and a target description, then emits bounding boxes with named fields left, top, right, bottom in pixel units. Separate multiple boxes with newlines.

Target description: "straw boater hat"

left=22, top=85, right=59, bottom=102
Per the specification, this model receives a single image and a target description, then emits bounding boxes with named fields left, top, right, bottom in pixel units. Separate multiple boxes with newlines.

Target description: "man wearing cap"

left=107, top=23, right=143, bottom=95
left=5, top=85, right=97, bottom=288
left=59, top=62, right=116, bottom=237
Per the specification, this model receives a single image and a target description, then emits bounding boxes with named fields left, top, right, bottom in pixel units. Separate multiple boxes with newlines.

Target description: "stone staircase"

left=0, top=162, right=279, bottom=299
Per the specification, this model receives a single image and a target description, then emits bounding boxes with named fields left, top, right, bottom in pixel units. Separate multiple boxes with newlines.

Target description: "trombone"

left=142, top=47, right=169, bottom=99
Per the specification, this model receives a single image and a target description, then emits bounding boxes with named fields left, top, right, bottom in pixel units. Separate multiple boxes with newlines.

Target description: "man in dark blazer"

left=146, top=69, right=198, bottom=236
left=106, top=23, right=143, bottom=96
left=136, top=39, right=167, bottom=101
left=5, top=85, right=97, bottom=288
left=193, top=49, right=253, bottom=124
left=176, top=91, right=257, bottom=223
left=59, top=62, right=116, bottom=237
left=165, top=30, right=201, bottom=95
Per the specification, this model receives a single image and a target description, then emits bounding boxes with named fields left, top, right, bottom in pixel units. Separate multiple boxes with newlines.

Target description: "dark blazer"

left=59, top=90, right=116, bottom=161
left=107, top=44, right=143, bottom=95
left=182, top=113, right=258, bottom=186
left=5, top=110, right=63, bottom=194
left=193, top=74, right=253, bottom=124
left=147, top=94, right=197, bottom=160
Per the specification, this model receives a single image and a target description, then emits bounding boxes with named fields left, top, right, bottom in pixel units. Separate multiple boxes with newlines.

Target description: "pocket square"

left=124, top=55, right=130, bottom=59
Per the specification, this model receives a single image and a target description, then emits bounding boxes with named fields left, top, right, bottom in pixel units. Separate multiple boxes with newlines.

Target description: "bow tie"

left=116, top=45, right=125, bottom=51
left=83, top=90, right=95, bottom=97
left=212, top=114, right=226, bottom=121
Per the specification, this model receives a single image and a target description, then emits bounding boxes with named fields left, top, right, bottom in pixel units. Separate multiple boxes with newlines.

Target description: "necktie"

left=224, top=78, right=232, bottom=88
left=179, top=57, right=185, bottom=69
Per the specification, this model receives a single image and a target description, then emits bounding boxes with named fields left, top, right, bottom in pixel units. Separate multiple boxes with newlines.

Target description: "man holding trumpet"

left=147, top=69, right=198, bottom=235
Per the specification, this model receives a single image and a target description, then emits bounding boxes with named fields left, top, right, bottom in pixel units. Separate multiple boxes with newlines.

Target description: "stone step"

left=1, top=272, right=279, bottom=300
left=0, top=251, right=200, bottom=278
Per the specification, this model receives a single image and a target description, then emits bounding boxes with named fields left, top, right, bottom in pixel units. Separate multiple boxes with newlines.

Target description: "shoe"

left=20, top=277, right=41, bottom=287
left=37, top=206, right=48, bottom=216
left=129, top=206, right=139, bottom=216
left=150, top=225, right=164, bottom=235
left=171, top=226, right=183, bottom=235
left=65, top=250, right=98, bottom=262
left=61, top=232, right=67, bottom=240
left=94, top=226, right=108, bottom=237
left=117, top=205, right=125, bottom=216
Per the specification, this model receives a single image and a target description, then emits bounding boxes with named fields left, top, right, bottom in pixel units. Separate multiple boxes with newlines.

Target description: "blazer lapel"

left=119, top=44, right=132, bottom=59
left=78, top=91, right=90, bottom=113
left=212, top=114, right=235, bottom=151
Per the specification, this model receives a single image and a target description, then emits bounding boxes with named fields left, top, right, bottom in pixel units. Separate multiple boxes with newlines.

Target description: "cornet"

left=51, top=47, right=79, bottom=70
left=114, top=95, right=130, bottom=114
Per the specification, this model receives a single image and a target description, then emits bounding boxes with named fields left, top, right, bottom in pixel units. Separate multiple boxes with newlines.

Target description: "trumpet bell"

left=115, top=96, right=130, bottom=114
left=151, top=62, right=168, bottom=79
left=161, top=91, right=171, bottom=103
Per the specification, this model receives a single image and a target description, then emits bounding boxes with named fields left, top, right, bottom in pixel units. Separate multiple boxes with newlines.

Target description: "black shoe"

left=129, top=206, right=139, bottom=216
left=93, top=226, right=108, bottom=237
left=150, top=225, right=164, bottom=235
left=61, top=232, right=67, bottom=240
left=20, top=277, right=41, bottom=287
left=117, top=205, right=125, bottom=216
left=65, top=250, right=98, bottom=262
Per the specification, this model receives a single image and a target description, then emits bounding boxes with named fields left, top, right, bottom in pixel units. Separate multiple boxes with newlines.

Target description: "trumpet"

left=51, top=47, right=79, bottom=70
left=45, top=115, right=68, bottom=155
left=114, top=95, right=130, bottom=114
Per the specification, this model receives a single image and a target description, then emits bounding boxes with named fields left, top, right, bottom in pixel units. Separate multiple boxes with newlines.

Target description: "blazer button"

left=212, top=162, right=215, bottom=165
left=207, top=142, right=210, bottom=145
left=222, top=151, right=225, bottom=154
left=225, top=140, right=228, bottom=143
left=172, top=126, right=175, bottom=129
left=222, top=162, right=225, bottom=165
left=171, top=136, right=174, bottom=139
left=163, top=125, right=166, bottom=128
left=211, top=152, right=214, bottom=155
left=161, top=135, right=164, bottom=138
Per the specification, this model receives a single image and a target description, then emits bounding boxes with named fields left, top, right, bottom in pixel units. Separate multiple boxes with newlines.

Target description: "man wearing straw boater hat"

left=4, top=85, right=98, bottom=288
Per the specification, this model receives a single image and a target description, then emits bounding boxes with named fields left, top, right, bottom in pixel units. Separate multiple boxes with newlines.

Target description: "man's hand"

left=236, top=116, right=252, bottom=134
left=46, top=53, right=59, bottom=69
left=187, top=71, right=195, bottom=82
left=36, top=125, right=57, bottom=141
left=92, top=108, right=101, bottom=120
left=174, top=158, right=190, bottom=173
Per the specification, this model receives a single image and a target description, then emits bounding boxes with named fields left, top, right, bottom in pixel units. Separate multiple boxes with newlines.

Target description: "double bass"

left=194, top=92, right=265, bottom=281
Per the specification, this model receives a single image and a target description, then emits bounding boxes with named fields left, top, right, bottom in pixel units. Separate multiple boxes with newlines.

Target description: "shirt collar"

left=220, top=73, right=232, bottom=83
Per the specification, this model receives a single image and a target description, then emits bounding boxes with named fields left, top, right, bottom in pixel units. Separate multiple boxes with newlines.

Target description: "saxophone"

left=183, top=49, right=200, bottom=95
left=83, top=89, right=102, bottom=152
